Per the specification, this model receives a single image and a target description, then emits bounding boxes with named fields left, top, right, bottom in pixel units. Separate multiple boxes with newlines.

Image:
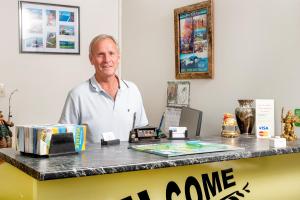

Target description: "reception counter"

left=1, top=135, right=300, bottom=199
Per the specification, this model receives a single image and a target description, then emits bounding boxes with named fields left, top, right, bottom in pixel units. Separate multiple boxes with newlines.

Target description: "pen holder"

left=128, top=130, right=139, bottom=143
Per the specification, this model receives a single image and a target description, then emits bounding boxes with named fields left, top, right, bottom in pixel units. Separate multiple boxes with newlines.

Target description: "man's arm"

left=59, top=93, right=80, bottom=124
left=135, top=87, right=148, bottom=128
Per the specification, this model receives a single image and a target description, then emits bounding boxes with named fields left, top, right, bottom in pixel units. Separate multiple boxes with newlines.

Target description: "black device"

left=179, top=107, right=203, bottom=137
left=156, top=112, right=167, bottom=138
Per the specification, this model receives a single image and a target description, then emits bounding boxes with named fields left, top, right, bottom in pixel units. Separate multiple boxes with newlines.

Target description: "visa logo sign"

left=259, top=126, right=269, bottom=130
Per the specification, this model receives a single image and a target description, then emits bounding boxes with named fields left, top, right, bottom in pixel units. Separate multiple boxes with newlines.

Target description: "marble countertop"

left=1, top=135, right=300, bottom=181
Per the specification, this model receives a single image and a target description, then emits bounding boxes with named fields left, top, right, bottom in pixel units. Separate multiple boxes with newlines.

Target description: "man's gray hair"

left=89, top=34, right=118, bottom=55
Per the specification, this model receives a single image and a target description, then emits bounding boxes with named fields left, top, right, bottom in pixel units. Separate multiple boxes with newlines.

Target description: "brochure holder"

left=20, top=132, right=77, bottom=157
left=48, top=133, right=77, bottom=156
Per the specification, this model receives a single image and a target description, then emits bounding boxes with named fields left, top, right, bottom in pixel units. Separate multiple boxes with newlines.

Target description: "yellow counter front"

left=0, top=136, right=300, bottom=200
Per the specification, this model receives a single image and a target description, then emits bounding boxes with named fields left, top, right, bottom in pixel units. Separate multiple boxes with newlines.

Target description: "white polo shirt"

left=59, top=75, right=148, bottom=143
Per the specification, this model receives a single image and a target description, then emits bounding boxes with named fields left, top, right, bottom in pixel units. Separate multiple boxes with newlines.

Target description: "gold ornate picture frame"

left=174, top=0, right=214, bottom=79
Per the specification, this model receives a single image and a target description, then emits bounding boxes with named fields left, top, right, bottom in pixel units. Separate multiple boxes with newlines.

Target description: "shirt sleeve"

left=135, top=86, right=148, bottom=128
left=59, top=93, right=80, bottom=124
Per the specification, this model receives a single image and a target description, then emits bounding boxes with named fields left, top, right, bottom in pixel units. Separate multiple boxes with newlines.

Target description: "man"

left=59, top=34, right=148, bottom=143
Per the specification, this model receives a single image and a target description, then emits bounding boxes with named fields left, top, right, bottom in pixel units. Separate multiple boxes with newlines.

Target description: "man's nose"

left=103, top=54, right=112, bottom=62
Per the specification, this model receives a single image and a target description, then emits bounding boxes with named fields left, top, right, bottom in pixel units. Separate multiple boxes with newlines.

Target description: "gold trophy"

left=221, top=113, right=239, bottom=138
left=281, top=108, right=300, bottom=141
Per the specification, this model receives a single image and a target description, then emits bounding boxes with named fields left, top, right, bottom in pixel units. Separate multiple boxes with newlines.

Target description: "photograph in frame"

left=167, top=81, right=190, bottom=107
left=174, top=0, right=214, bottom=79
left=19, top=1, right=80, bottom=54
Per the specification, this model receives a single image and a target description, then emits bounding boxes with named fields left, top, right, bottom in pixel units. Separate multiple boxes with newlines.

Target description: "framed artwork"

left=167, top=81, right=190, bottom=107
left=19, top=1, right=80, bottom=54
left=174, top=0, right=214, bottom=79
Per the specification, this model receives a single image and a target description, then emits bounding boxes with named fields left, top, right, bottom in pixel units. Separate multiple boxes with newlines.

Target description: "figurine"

left=281, top=108, right=300, bottom=141
left=0, top=89, right=18, bottom=148
left=221, top=113, right=239, bottom=138
left=0, top=111, right=14, bottom=148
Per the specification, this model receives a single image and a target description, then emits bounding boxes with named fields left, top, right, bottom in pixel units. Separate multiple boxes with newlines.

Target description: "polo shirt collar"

left=89, top=75, right=128, bottom=93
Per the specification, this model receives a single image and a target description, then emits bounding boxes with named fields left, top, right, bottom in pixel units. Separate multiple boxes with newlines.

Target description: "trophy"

left=221, top=113, right=239, bottom=138
left=281, top=107, right=300, bottom=141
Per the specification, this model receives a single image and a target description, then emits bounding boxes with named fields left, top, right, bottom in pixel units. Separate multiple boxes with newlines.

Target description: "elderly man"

left=59, top=34, right=148, bottom=143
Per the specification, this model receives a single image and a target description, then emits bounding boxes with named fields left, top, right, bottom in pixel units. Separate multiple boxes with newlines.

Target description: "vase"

left=235, top=99, right=255, bottom=134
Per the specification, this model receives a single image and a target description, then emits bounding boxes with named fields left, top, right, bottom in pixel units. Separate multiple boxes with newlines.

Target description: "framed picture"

left=167, top=81, right=190, bottom=107
left=174, top=0, right=214, bottom=79
left=19, top=1, right=80, bottom=54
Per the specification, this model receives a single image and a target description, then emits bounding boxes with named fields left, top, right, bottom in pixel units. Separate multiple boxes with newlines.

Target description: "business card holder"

left=101, top=139, right=120, bottom=145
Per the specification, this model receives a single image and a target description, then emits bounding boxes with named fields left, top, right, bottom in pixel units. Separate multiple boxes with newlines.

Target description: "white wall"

left=2, top=0, right=300, bottom=138
left=0, top=0, right=120, bottom=125
left=122, top=0, right=300, bottom=136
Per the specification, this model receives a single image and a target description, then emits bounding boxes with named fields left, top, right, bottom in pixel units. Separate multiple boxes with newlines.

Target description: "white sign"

left=255, top=99, right=274, bottom=138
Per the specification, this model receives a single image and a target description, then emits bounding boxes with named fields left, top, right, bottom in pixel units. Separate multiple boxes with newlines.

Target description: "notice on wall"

left=255, top=99, right=275, bottom=138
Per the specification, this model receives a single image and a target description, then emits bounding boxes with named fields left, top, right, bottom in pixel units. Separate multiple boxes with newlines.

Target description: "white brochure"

left=255, top=99, right=274, bottom=138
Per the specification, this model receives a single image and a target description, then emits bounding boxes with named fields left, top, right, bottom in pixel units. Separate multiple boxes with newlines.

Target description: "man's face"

left=89, top=38, right=120, bottom=78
